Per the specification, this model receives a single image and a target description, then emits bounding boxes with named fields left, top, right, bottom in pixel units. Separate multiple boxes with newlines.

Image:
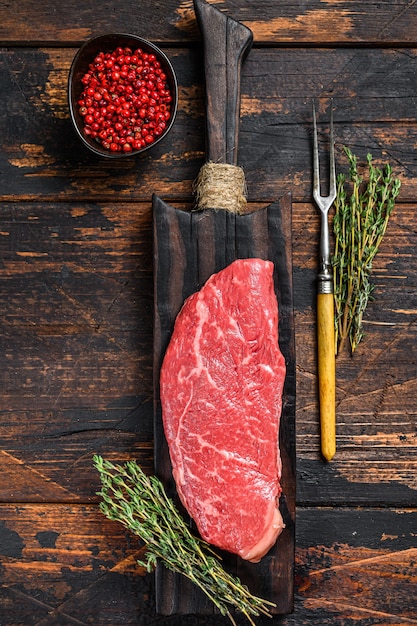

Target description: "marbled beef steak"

left=160, top=258, right=286, bottom=562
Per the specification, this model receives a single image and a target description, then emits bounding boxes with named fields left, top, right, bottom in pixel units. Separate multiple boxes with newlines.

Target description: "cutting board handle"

left=194, top=0, right=253, bottom=165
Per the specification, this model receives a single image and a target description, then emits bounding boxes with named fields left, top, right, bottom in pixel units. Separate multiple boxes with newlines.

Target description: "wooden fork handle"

left=317, top=292, right=336, bottom=461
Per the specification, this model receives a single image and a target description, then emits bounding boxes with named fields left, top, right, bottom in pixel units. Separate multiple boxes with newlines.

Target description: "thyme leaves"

left=93, top=455, right=275, bottom=625
left=332, top=147, right=401, bottom=354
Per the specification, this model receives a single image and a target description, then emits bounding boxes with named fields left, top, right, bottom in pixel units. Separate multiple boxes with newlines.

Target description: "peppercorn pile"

left=78, top=46, right=174, bottom=153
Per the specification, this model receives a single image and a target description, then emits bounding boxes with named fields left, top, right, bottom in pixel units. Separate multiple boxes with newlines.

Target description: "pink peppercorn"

left=78, top=46, right=173, bottom=153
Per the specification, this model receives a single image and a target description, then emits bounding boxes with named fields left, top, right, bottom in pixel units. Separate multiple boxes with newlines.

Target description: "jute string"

left=193, top=162, right=247, bottom=214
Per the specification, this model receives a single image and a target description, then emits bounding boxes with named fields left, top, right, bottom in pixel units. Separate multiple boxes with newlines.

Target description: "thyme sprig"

left=332, top=147, right=401, bottom=354
left=93, top=455, right=275, bottom=625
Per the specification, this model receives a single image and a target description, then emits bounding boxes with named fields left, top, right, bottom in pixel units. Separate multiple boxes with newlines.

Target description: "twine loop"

left=194, top=162, right=247, bottom=214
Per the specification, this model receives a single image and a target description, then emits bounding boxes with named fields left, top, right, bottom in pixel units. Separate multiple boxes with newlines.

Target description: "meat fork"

left=312, top=102, right=337, bottom=461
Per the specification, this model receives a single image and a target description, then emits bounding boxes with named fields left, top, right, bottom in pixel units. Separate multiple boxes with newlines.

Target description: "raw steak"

left=160, top=258, right=286, bottom=562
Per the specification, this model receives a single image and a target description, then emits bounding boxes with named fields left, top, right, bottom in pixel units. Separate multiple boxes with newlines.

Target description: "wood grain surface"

left=0, top=1, right=416, bottom=624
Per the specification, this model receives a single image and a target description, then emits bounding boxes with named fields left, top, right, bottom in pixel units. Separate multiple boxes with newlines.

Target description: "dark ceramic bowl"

left=68, top=33, right=178, bottom=158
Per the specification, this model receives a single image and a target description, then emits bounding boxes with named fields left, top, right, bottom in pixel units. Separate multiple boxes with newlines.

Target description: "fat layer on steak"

left=160, top=258, right=286, bottom=562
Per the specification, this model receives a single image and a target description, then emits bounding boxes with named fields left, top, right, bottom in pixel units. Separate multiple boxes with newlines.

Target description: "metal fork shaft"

left=313, top=103, right=336, bottom=294
left=318, top=211, right=333, bottom=294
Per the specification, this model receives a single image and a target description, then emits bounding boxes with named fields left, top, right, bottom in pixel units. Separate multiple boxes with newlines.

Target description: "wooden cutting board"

left=152, top=194, right=296, bottom=616
left=152, top=0, right=295, bottom=616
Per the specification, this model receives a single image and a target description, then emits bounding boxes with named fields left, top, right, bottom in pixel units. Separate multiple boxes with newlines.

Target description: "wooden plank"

left=0, top=47, right=415, bottom=202
left=296, top=508, right=417, bottom=624
left=0, top=504, right=416, bottom=624
left=0, top=200, right=155, bottom=500
left=4, top=1, right=417, bottom=45
left=0, top=502, right=150, bottom=624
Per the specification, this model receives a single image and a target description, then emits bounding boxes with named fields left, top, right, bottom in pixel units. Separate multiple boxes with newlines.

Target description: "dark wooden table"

left=1, top=2, right=416, bottom=624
